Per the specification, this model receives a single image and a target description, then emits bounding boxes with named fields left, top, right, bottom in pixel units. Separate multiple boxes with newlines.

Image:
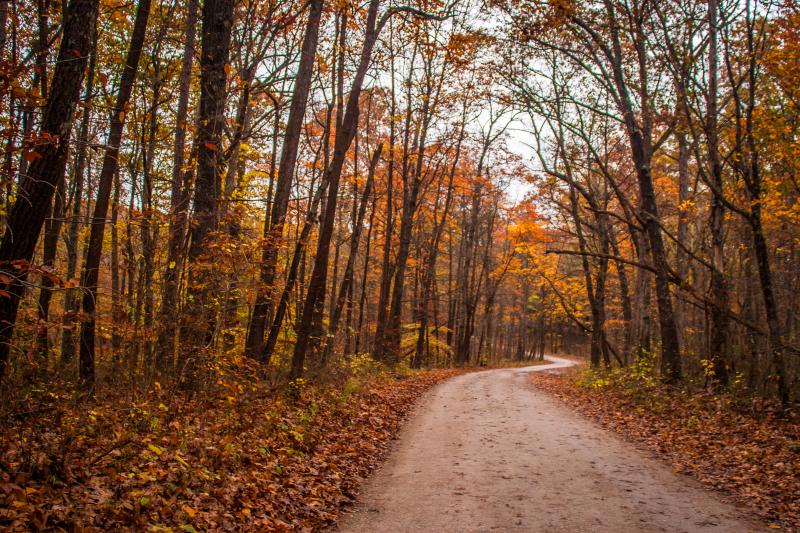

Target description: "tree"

left=0, top=0, right=100, bottom=382
left=500, top=0, right=682, bottom=382
left=78, top=0, right=152, bottom=388
left=155, top=0, right=198, bottom=371
left=244, top=0, right=324, bottom=361
left=180, top=0, right=237, bottom=382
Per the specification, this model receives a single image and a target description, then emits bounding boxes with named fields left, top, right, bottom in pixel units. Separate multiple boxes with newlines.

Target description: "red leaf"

left=23, top=151, right=42, bottom=163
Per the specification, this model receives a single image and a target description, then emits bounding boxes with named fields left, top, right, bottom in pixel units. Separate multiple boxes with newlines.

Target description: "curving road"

left=337, top=357, right=763, bottom=532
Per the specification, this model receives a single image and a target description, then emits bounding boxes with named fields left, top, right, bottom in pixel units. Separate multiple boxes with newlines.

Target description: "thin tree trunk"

left=77, top=0, right=151, bottom=389
left=110, top=170, right=123, bottom=362
left=321, top=144, right=383, bottom=365
left=291, top=0, right=383, bottom=379
left=35, top=167, right=66, bottom=360
left=262, top=166, right=332, bottom=363
left=156, top=0, right=198, bottom=372
left=139, top=72, right=161, bottom=366
left=244, top=0, right=324, bottom=360
left=412, top=123, right=462, bottom=367
left=372, top=27, right=397, bottom=361
left=706, top=0, right=730, bottom=386
left=61, top=39, right=97, bottom=367
left=355, top=190, right=376, bottom=355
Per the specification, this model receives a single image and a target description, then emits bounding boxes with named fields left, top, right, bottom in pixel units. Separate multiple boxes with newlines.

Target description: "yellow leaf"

left=147, top=443, right=164, bottom=455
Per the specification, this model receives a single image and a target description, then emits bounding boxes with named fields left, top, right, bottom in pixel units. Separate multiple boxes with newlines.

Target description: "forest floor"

left=337, top=357, right=765, bottom=533
left=0, top=364, right=465, bottom=531
left=530, top=362, right=800, bottom=532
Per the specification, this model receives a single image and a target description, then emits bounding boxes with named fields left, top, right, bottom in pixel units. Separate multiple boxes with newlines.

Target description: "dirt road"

left=337, top=358, right=763, bottom=532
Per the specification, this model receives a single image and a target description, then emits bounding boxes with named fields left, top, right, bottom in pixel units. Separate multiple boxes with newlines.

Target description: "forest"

left=0, top=0, right=798, bottom=530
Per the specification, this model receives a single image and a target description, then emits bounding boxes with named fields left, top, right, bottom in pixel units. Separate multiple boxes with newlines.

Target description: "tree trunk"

left=139, top=72, right=161, bottom=366
left=0, top=0, right=99, bottom=383
left=372, top=29, right=398, bottom=361
left=156, top=0, right=198, bottom=372
left=322, top=144, right=383, bottom=365
left=110, top=171, right=123, bottom=363
left=61, top=39, right=96, bottom=368
left=180, top=0, right=236, bottom=383
left=706, top=0, right=730, bottom=386
left=290, top=0, right=382, bottom=379
left=600, top=1, right=682, bottom=382
left=244, top=0, right=324, bottom=360
left=413, top=123, right=462, bottom=368
left=262, top=163, right=332, bottom=363
left=77, top=0, right=151, bottom=389
left=35, top=169, right=66, bottom=360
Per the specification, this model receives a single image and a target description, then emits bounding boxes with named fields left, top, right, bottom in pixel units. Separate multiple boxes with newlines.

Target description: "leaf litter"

left=0, top=369, right=462, bottom=531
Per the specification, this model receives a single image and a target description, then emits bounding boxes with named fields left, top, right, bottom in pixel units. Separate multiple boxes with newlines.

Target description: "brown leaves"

left=0, top=369, right=462, bottom=531
left=530, top=369, right=800, bottom=532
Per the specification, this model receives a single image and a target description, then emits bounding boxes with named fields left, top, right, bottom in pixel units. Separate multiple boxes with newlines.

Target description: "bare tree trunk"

left=674, top=128, right=690, bottom=340
left=321, top=144, right=382, bottom=365
left=291, top=0, right=383, bottom=379
left=220, top=66, right=256, bottom=353
left=372, top=28, right=398, bottom=361
left=608, top=228, right=632, bottom=364
left=355, top=190, right=376, bottom=355
left=706, top=0, right=730, bottom=386
left=412, top=121, right=463, bottom=367
left=589, top=2, right=682, bottom=381
left=110, top=171, right=123, bottom=363
left=35, top=168, right=66, bottom=360
left=139, top=70, right=162, bottom=366
left=61, top=42, right=97, bottom=367
left=262, top=165, right=332, bottom=363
